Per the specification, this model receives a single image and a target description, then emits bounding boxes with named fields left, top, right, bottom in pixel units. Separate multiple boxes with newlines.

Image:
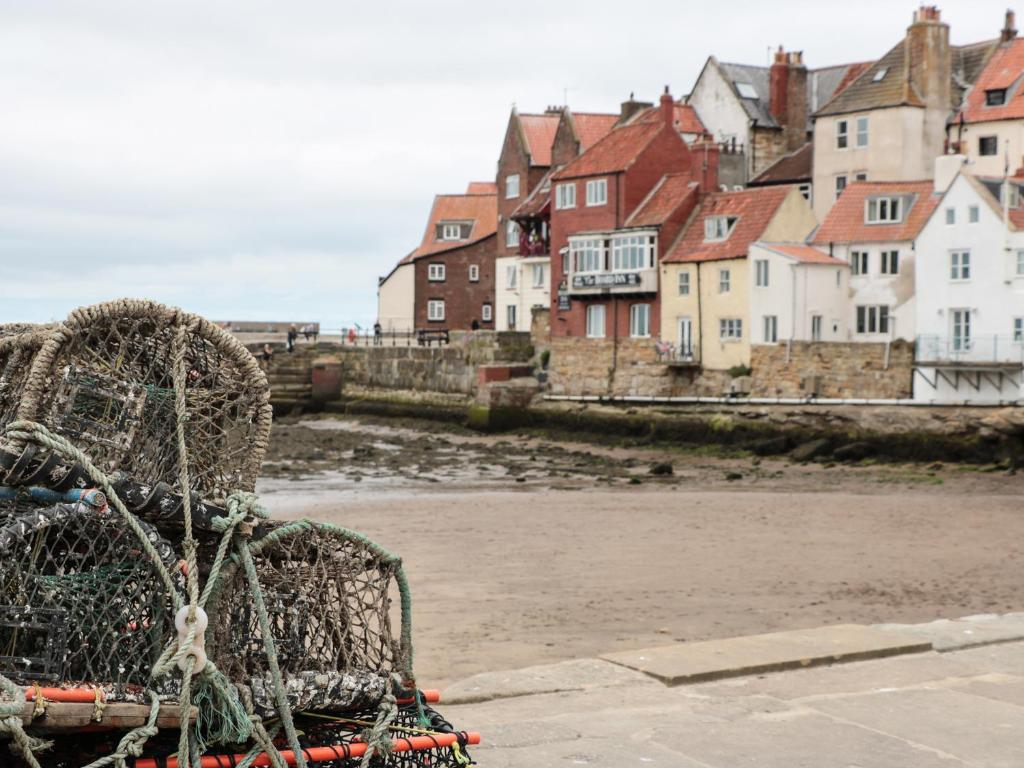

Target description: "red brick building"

left=548, top=89, right=720, bottom=339
left=387, top=185, right=498, bottom=331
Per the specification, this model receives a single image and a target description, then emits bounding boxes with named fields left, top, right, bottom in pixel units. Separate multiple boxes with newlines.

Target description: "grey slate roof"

left=718, top=60, right=868, bottom=130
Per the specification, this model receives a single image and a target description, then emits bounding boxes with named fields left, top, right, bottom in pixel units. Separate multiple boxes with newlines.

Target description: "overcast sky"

left=0, top=1, right=1013, bottom=328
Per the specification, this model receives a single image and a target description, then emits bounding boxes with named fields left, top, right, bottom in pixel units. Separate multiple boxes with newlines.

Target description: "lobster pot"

left=209, top=523, right=406, bottom=718
left=3, top=300, right=271, bottom=504
left=0, top=327, right=48, bottom=435
left=0, top=503, right=179, bottom=691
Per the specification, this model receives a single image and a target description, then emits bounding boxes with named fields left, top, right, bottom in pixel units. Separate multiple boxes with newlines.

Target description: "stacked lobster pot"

left=0, top=300, right=478, bottom=768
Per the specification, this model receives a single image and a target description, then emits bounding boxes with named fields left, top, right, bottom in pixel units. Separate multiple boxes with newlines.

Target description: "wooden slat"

left=21, top=701, right=196, bottom=731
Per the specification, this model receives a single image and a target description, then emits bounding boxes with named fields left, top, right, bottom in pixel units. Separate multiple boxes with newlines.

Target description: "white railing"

left=915, top=334, right=1024, bottom=365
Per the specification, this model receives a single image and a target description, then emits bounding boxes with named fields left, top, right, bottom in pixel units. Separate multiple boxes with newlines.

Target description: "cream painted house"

left=660, top=185, right=817, bottom=371
left=949, top=30, right=1024, bottom=178
left=811, top=7, right=997, bottom=220
left=495, top=255, right=549, bottom=331
left=377, top=259, right=415, bottom=332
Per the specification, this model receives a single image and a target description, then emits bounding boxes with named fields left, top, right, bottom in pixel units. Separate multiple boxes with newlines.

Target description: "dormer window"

left=865, top=196, right=903, bottom=224
left=735, top=82, right=758, bottom=99
left=872, top=68, right=888, bottom=82
left=440, top=222, right=466, bottom=241
left=704, top=216, right=737, bottom=242
left=986, top=89, right=1007, bottom=106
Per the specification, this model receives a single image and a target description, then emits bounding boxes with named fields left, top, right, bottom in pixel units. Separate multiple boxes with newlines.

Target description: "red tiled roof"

left=663, top=186, right=793, bottom=264
left=511, top=169, right=554, bottom=220
left=401, top=192, right=497, bottom=263
left=625, top=173, right=697, bottom=227
left=811, top=180, right=939, bottom=244
left=571, top=113, right=620, bottom=151
left=760, top=243, right=846, bottom=265
left=519, top=114, right=560, bottom=166
left=552, top=122, right=665, bottom=180
left=958, top=38, right=1024, bottom=123
left=634, top=102, right=706, bottom=135
left=466, top=181, right=497, bottom=194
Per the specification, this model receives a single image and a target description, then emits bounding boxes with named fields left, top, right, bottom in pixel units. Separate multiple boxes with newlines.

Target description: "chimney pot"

left=1003, top=9, right=1018, bottom=41
left=660, top=87, right=675, bottom=127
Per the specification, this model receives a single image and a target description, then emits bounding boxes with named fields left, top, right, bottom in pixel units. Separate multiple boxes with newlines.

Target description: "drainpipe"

left=611, top=295, right=620, bottom=394
left=696, top=263, right=704, bottom=365
left=749, top=119, right=758, bottom=182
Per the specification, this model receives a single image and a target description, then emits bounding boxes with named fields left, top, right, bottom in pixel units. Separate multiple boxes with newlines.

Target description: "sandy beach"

left=257, top=415, right=1024, bottom=688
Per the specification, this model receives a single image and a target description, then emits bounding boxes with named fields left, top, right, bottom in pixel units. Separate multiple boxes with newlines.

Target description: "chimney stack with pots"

left=660, top=86, right=674, bottom=128
left=1003, top=9, right=1018, bottom=42
left=905, top=5, right=951, bottom=111
left=770, top=47, right=809, bottom=151
left=691, top=133, right=721, bottom=194
left=618, top=92, right=653, bottom=125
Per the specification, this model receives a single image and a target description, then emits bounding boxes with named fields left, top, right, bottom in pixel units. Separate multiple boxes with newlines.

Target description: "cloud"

left=0, top=0, right=1011, bottom=326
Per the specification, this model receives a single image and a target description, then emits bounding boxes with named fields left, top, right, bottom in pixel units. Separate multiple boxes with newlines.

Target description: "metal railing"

left=655, top=341, right=701, bottom=365
left=914, top=334, right=1024, bottom=365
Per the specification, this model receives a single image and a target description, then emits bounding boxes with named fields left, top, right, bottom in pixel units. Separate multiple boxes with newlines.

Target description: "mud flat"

left=259, top=414, right=1024, bottom=688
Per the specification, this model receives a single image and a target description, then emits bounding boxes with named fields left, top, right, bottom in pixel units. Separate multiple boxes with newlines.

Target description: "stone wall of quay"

left=749, top=341, right=914, bottom=399
left=546, top=337, right=914, bottom=400
left=337, top=331, right=533, bottom=395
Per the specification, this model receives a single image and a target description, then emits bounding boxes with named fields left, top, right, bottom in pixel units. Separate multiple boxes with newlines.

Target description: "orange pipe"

left=23, top=687, right=104, bottom=704
left=397, top=689, right=440, bottom=705
left=135, top=732, right=481, bottom=768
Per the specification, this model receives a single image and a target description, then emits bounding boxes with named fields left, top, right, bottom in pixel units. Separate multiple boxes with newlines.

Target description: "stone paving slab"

left=599, top=624, right=932, bottom=686
left=875, top=612, right=1024, bottom=651
left=442, top=658, right=654, bottom=704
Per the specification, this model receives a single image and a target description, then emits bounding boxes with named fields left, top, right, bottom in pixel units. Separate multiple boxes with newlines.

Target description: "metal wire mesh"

left=209, top=523, right=403, bottom=717
left=7, top=300, right=272, bottom=502
left=0, top=503, right=180, bottom=690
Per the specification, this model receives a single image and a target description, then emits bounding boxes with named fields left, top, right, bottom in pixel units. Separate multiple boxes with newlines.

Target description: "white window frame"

left=754, top=259, right=769, bottom=287
left=586, top=304, right=606, bottom=338
left=704, top=216, right=736, bottom=242
left=811, top=315, right=823, bottom=342
left=718, top=268, right=731, bottom=293
left=531, top=264, right=545, bottom=288
left=678, top=271, right=690, bottom=296
left=719, top=318, right=743, bottom=341
left=629, top=304, right=651, bottom=338
left=427, top=263, right=446, bottom=282
left=427, top=300, right=445, bottom=322
left=835, top=175, right=847, bottom=200
left=506, top=304, right=517, bottom=329
left=481, top=303, right=492, bottom=322
left=969, top=205, right=980, bottom=223
left=506, top=219, right=519, bottom=248
left=505, top=264, right=518, bottom=290
left=555, top=182, right=576, bottom=210
left=611, top=233, right=655, bottom=271
left=1014, top=317, right=1023, bottom=342
left=855, top=305, right=890, bottom=335
left=505, top=173, right=520, bottom=199
left=865, top=196, right=903, bottom=224
left=850, top=250, right=869, bottom=276
left=468, top=264, right=479, bottom=282
left=762, top=315, right=778, bottom=343
left=570, top=237, right=605, bottom=274
left=880, top=250, right=899, bottom=275
left=855, top=116, right=869, bottom=148
left=1017, top=250, right=1024, bottom=276
left=441, top=223, right=463, bottom=241
left=950, top=250, right=971, bottom=281
left=585, top=178, right=608, bottom=207
left=951, top=308, right=971, bottom=351
left=836, top=119, right=848, bottom=149
left=945, top=207, right=955, bottom=225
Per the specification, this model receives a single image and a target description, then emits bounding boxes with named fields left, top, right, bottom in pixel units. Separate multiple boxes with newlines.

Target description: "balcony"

left=655, top=341, right=701, bottom=368
left=566, top=231, right=659, bottom=296
left=915, top=335, right=1024, bottom=366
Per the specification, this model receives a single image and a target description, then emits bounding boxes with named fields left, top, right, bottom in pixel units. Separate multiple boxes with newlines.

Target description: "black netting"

left=208, top=523, right=402, bottom=717
left=0, top=503, right=180, bottom=690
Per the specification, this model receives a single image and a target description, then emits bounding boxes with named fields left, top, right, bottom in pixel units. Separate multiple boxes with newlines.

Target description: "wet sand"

left=258, top=415, right=1024, bottom=688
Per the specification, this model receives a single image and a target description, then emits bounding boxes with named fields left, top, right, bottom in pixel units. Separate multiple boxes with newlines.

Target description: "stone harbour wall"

left=749, top=341, right=914, bottom=399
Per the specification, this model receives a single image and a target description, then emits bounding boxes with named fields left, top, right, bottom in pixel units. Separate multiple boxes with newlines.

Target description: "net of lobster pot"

left=0, top=299, right=478, bottom=768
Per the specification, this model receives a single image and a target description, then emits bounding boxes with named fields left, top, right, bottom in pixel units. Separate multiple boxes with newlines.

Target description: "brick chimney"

left=618, top=92, right=653, bottom=125
left=1003, top=9, right=1018, bottom=42
left=691, top=133, right=721, bottom=194
left=660, top=86, right=674, bottom=128
left=905, top=5, right=951, bottom=111
left=769, top=47, right=789, bottom=124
